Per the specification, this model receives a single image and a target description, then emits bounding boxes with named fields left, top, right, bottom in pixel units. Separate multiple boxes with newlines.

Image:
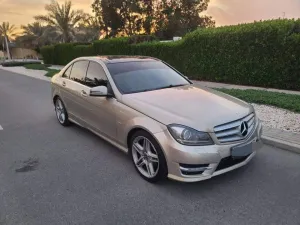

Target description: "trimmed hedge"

left=1, top=61, right=42, bottom=67
left=41, top=19, right=300, bottom=90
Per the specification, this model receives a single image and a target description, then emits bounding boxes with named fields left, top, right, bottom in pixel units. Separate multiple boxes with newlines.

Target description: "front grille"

left=179, top=163, right=210, bottom=176
left=215, top=155, right=249, bottom=171
left=214, top=113, right=255, bottom=143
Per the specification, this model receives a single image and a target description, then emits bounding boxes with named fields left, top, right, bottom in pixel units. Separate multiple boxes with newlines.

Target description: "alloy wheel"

left=132, top=136, right=159, bottom=178
left=55, top=99, right=66, bottom=124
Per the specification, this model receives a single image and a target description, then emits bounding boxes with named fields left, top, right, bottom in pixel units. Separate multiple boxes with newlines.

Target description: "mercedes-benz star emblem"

left=240, top=121, right=248, bottom=137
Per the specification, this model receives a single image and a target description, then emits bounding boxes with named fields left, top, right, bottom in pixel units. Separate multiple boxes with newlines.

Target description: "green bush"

left=1, top=61, right=42, bottom=67
left=40, top=45, right=54, bottom=64
left=40, top=19, right=300, bottom=90
left=128, top=35, right=158, bottom=44
left=73, top=45, right=94, bottom=58
left=93, top=37, right=131, bottom=55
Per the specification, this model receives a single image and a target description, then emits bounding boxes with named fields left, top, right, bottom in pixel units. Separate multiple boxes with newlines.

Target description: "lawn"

left=23, top=64, right=59, bottom=77
left=216, top=88, right=300, bottom=113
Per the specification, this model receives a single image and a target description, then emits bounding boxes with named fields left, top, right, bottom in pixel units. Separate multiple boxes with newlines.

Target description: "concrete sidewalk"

left=262, top=127, right=300, bottom=154
left=193, top=80, right=300, bottom=96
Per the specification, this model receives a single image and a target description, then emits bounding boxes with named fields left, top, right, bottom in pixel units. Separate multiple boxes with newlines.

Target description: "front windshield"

left=107, top=61, right=190, bottom=94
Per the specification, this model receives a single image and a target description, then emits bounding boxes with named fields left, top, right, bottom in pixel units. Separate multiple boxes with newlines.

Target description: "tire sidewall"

left=129, top=130, right=168, bottom=183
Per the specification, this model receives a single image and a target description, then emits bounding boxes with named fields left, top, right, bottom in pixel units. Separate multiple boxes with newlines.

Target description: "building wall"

left=10, top=48, right=40, bottom=59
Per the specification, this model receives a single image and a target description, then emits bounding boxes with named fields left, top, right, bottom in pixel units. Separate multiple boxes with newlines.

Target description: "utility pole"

left=283, top=12, right=286, bottom=18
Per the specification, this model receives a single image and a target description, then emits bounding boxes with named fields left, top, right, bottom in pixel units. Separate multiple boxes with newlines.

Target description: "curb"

left=261, top=135, right=300, bottom=154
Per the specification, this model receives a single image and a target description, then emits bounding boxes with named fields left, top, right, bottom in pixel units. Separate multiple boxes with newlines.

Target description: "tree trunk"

left=4, top=36, right=11, bottom=60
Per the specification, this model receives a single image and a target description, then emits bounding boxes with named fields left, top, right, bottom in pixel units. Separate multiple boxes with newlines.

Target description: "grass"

left=23, top=63, right=59, bottom=77
left=23, top=63, right=51, bottom=70
left=45, top=69, right=59, bottom=77
left=216, top=88, right=300, bottom=113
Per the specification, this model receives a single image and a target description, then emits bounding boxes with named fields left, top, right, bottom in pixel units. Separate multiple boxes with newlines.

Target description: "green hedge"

left=1, top=61, right=42, bottom=67
left=41, top=19, right=300, bottom=90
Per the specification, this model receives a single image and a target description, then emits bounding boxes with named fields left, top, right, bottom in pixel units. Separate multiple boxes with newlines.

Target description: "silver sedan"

left=51, top=56, right=263, bottom=183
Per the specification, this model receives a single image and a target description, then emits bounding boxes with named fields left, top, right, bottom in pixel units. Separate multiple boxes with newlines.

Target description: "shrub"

left=40, top=45, right=54, bottom=64
left=40, top=19, right=300, bottom=90
left=93, top=37, right=131, bottom=55
left=73, top=45, right=94, bottom=58
left=128, top=35, right=158, bottom=44
left=1, top=61, right=42, bottom=67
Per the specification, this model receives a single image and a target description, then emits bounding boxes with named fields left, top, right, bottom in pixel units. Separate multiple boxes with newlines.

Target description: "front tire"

left=55, top=97, right=70, bottom=126
left=129, top=130, right=168, bottom=183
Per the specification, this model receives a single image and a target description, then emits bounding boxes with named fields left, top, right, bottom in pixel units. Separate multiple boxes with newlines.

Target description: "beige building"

left=1, top=48, right=40, bottom=59
left=11, top=47, right=40, bottom=59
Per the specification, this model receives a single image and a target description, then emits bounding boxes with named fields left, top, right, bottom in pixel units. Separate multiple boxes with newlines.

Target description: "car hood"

left=121, top=85, right=253, bottom=132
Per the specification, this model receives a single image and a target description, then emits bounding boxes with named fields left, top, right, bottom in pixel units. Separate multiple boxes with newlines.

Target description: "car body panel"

left=121, top=85, right=253, bottom=132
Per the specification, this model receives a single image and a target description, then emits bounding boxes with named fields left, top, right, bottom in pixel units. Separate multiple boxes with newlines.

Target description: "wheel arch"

left=126, top=126, right=167, bottom=160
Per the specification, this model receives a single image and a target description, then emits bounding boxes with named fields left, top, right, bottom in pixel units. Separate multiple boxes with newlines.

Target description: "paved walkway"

left=262, top=127, right=300, bottom=154
left=193, top=81, right=300, bottom=96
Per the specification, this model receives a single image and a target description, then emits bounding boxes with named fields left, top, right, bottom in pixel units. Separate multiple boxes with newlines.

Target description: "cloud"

left=208, top=0, right=300, bottom=26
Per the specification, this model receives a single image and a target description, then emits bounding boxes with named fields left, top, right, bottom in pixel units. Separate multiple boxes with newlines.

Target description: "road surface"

left=0, top=69, right=300, bottom=225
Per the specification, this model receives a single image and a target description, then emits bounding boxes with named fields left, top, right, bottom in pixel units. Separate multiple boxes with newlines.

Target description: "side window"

left=85, top=62, right=108, bottom=87
left=62, top=64, right=73, bottom=78
left=69, top=61, right=89, bottom=85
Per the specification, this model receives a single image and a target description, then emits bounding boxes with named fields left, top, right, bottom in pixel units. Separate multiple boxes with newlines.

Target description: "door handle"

left=81, top=90, right=88, bottom=97
left=62, top=81, right=66, bottom=87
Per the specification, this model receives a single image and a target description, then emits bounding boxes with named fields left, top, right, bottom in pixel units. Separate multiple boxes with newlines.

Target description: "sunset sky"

left=0, top=0, right=300, bottom=30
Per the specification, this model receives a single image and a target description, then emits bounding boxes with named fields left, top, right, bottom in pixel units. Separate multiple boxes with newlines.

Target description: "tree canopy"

left=92, top=0, right=215, bottom=39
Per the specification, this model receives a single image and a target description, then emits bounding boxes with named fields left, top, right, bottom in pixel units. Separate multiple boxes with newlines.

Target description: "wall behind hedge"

left=41, top=19, right=300, bottom=90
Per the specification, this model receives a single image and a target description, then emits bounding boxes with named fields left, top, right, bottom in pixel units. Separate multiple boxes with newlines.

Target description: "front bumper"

left=154, top=120, right=263, bottom=182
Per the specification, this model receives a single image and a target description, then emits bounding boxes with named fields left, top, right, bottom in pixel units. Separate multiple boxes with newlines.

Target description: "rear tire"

left=55, top=97, right=70, bottom=126
left=129, top=130, right=168, bottom=183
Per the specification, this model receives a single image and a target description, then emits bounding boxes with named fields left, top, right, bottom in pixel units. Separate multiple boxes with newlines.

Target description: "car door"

left=83, top=61, right=117, bottom=140
left=60, top=60, right=90, bottom=124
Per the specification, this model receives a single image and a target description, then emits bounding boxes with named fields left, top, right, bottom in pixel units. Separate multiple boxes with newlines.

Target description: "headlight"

left=167, top=124, right=214, bottom=146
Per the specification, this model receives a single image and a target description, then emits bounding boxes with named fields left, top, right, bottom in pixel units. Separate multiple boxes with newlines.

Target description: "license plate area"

left=231, top=142, right=253, bottom=158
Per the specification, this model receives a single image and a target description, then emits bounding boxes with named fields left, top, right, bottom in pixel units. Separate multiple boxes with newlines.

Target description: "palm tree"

left=19, top=22, right=47, bottom=48
left=35, top=0, right=85, bottom=43
left=74, top=14, right=101, bottom=42
left=0, top=22, right=17, bottom=59
left=18, top=22, right=60, bottom=48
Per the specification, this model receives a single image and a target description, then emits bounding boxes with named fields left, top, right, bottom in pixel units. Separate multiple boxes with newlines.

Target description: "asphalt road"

left=0, top=69, right=300, bottom=225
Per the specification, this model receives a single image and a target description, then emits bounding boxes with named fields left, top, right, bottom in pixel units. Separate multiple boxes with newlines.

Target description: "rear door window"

left=69, top=61, right=89, bottom=85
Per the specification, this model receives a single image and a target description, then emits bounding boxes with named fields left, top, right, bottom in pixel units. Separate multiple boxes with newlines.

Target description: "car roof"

left=77, top=55, right=160, bottom=64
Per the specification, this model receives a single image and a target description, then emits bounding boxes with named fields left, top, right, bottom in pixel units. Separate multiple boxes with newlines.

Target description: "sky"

left=0, top=0, right=300, bottom=30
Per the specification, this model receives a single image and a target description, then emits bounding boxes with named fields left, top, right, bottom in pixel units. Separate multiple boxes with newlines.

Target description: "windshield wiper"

left=154, top=84, right=187, bottom=91
left=128, top=84, right=187, bottom=94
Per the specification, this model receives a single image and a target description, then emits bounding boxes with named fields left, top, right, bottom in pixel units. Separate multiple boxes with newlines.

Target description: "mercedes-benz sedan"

left=51, top=56, right=262, bottom=183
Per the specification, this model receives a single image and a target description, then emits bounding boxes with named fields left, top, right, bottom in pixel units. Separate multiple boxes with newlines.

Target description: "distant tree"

left=155, top=0, right=215, bottom=39
left=92, top=0, right=124, bottom=38
left=17, top=22, right=48, bottom=49
left=91, top=0, right=214, bottom=39
left=92, top=0, right=143, bottom=37
left=35, top=0, right=85, bottom=43
left=75, top=14, right=102, bottom=42
left=119, top=0, right=143, bottom=35
left=141, top=0, right=155, bottom=34
left=0, top=22, right=17, bottom=59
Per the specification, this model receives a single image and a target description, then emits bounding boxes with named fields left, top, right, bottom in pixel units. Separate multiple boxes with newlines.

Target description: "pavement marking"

left=0, top=125, right=3, bottom=130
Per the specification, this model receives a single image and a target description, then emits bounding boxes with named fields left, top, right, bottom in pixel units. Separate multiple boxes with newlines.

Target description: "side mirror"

left=90, top=86, right=108, bottom=97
